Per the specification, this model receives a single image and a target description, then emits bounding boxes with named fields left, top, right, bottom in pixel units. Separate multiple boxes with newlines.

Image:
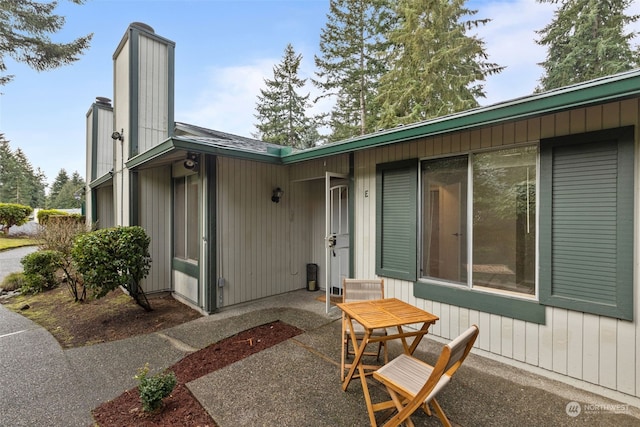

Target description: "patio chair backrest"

left=342, top=278, right=384, bottom=303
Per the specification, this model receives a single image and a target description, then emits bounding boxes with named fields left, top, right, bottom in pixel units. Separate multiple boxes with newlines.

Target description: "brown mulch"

left=92, top=320, right=303, bottom=427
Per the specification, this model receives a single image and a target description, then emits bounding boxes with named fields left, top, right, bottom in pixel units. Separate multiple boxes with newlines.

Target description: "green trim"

left=129, top=171, right=138, bottom=226
left=375, top=159, right=418, bottom=281
left=206, top=155, right=217, bottom=312
left=89, top=172, right=112, bottom=189
left=172, top=258, right=199, bottom=278
left=279, top=70, right=640, bottom=164
left=348, top=153, right=354, bottom=278
left=415, top=280, right=546, bottom=324
left=129, top=26, right=140, bottom=157
left=91, top=188, right=98, bottom=225
left=167, top=43, right=175, bottom=137
left=539, top=126, right=634, bottom=321
left=90, top=104, right=99, bottom=181
left=126, top=137, right=282, bottom=170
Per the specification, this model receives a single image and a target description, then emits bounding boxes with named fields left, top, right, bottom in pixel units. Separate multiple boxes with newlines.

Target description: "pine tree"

left=0, top=0, right=92, bottom=85
left=376, top=0, right=503, bottom=128
left=0, top=136, right=18, bottom=202
left=254, top=44, right=318, bottom=149
left=48, top=170, right=85, bottom=208
left=48, top=169, right=69, bottom=206
left=536, top=0, right=639, bottom=91
left=0, top=136, right=46, bottom=207
left=314, top=0, right=392, bottom=141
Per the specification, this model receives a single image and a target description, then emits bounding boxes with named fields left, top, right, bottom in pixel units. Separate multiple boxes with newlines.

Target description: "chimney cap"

left=130, top=22, right=154, bottom=33
left=95, top=96, right=111, bottom=106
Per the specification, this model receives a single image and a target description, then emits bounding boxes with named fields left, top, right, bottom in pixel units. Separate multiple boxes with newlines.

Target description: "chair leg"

left=383, top=388, right=416, bottom=427
left=430, top=398, right=452, bottom=427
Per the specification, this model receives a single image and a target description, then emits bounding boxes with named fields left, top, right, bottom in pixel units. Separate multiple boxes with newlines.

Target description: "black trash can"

left=306, top=263, right=318, bottom=291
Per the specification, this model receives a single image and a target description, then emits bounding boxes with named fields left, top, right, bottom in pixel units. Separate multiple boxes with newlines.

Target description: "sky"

left=0, top=0, right=639, bottom=189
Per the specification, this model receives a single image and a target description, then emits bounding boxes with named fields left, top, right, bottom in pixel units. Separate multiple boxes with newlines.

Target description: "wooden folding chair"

left=372, top=324, right=479, bottom=427
left=340, top=278, right=388, bottom=381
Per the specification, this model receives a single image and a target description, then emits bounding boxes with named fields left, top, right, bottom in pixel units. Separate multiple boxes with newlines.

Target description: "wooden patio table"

left=337, top=298, right=439, bottom=426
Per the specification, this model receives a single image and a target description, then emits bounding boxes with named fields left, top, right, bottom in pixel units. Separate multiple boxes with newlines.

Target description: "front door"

left=325, top=172, right=349, bottom=312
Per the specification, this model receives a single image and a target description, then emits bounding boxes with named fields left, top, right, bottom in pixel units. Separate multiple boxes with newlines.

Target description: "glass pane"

left=421, top=156, right=468, bottom=283
left=186, top=174, right=199, bottom=260
left=173, top=178, right=186, bottom=259
left=472, top=146, right=536, bottom=295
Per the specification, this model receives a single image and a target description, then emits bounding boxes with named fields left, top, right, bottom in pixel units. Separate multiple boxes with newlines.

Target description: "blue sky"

left=0, top=0, right=638, bottom=189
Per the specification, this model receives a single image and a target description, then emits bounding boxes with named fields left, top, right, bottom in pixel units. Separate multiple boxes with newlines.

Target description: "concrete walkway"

left=1, top=248, right=639, bottom=426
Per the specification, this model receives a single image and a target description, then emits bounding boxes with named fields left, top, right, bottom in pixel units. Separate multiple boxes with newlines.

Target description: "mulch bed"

left=92, top=320, right=303, bottom=426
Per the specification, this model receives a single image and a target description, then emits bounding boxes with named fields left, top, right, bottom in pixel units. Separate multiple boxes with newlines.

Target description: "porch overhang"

left=89, top=172, right=113, bottom=189
left=126, top=136, right=284, bottom=170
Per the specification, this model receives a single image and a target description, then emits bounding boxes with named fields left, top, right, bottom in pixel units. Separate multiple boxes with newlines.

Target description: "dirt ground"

left=1, top=286, right=303, bottom=426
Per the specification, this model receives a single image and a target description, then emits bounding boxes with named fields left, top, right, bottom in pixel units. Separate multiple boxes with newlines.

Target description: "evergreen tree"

left=314, top=0, right=392, bottom=141
left=376, top=0, right=503, bottom=128
left=0, top=135, right=46, bottom=207
left=254, top=44, right=319, bottom=149
left=48, top=169, right=69, bottom=205
left=536, top=0, right=640, bottom=91
left=0, top=0, right=92, bottom=85
left=0, top=136, right=18, bottom=202
left=48, top=170, right=84, bottom=209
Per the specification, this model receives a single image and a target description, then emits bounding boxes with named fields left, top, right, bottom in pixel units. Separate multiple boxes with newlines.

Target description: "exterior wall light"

left=272, top=187, right=284, bottom=203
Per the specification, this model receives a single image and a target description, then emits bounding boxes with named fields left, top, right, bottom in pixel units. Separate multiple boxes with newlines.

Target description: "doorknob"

left=452, top=233, right=463, bottom=237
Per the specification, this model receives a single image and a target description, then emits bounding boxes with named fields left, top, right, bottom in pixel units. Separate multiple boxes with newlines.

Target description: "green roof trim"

left=126, top=136, right=283, bottom=169
left=89, top=172, right=113, bottom=189
left=280, top=69, right=640, bottom=163
left=126, top=69, right=640, bottom=170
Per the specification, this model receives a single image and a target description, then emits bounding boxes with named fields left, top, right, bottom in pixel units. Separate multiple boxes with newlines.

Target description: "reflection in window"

left=473, top=147, right=536, bottom=295
left=174, top=174, right=199, bottom=261
left=421, top=156, right=468, bottom=283
left=420, top=145, right=537, bottom=297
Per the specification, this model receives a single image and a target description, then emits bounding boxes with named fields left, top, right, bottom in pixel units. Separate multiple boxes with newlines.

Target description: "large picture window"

left=420, top=145, right=537, bottom=297
left=174, top=173, right=199, bottom=261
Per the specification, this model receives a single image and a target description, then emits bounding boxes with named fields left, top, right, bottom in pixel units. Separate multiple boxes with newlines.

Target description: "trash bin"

left=306, top=263, right=318, bottom=291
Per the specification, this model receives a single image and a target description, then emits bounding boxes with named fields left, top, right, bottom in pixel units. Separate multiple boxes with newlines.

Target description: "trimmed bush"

left=37, top=209, right=70, bottom=225
left=0, top=203, right=33, bottom=235
left=135, top=363, right=177, bottom=412
left=20, top=250, right=61, bottom=294
left=72, top=226, right=152, bottom=310
left=1, top=272, right=26, bottom=291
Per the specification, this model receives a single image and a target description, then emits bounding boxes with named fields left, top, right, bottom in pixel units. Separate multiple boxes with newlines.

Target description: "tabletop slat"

left=338, top=298, right=439, bottom=329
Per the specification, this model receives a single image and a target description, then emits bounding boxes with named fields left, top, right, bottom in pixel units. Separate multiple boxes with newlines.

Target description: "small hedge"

left=20, top=250, right=61, bottom=294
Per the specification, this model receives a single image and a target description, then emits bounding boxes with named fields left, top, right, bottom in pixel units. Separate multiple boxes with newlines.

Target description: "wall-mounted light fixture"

left=111, top=129, right=124, bottom=141
left=184, top=153, right=199, bottom=170
left=271, top=187, right=284, bottom=203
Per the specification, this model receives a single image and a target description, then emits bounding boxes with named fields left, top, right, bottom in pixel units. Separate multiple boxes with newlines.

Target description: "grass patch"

left=3, top=287, right=74, bottom=345
left=0, top=235, right=40, bottom=251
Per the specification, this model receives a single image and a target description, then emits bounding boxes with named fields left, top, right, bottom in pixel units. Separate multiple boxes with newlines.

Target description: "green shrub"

left=1, top=272, right=26, bottom=291
left=135, top=363, right=177, bottom=412
left=20, top=250, right=61, bottom=294
left=72, top=226, right=152, bottom=310
left=0, top=203, right=33, bottom=235
left=37, top=209, right=69, bottom=225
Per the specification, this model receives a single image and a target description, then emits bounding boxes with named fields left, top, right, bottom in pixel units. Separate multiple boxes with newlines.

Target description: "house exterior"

left=86, top=23, right=640, bottom=406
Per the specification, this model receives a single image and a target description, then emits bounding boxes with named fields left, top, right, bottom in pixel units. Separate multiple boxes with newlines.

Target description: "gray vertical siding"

left=352, top=99, right=640, bottom=401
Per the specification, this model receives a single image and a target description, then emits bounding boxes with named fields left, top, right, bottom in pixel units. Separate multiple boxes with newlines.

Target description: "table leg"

left=342, top=317, right=370, bottom=391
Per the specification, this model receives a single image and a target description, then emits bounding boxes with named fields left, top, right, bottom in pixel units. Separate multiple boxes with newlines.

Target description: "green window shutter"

left=376, top=159, right=418, bottom=281
left=540, top=127, right=634, bottom=321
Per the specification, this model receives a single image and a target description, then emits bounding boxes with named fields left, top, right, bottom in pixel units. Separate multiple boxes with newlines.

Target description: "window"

left=174, top=174, right=199, bottom=261
left=420, top=146, right=537, bottom=297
